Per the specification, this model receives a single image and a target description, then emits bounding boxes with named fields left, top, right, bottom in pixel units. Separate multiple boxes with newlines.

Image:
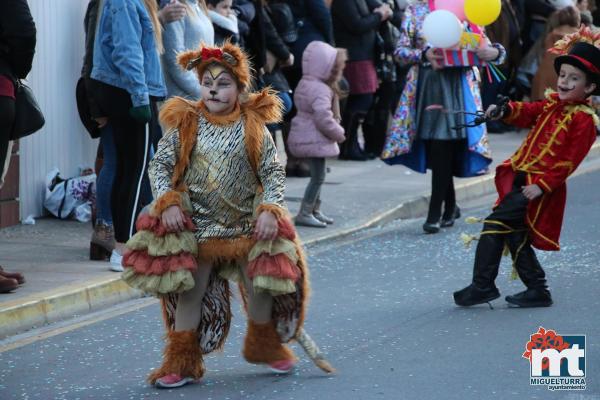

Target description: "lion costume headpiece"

left=177, top=42, right=252, bottom=91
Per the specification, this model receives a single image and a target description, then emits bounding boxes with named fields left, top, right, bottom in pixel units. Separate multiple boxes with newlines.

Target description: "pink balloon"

left=435, top=0, right=467, bottom=21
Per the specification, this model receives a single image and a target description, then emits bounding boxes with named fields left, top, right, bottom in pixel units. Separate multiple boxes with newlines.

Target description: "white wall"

left=20, top=0, right=98, bottom=218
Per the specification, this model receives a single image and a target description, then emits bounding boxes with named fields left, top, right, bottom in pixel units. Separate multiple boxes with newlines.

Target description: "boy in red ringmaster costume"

left=454, top=28, right=600, bottom=308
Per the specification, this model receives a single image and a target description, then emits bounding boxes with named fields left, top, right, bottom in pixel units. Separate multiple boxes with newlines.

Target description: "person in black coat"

left=0, top=0, right=36, bottom=187
left=0, top=0, right=36, bottom=293
left=331, top=0, right=391, bottom=160
left=285, top=0, right=334, bottom=89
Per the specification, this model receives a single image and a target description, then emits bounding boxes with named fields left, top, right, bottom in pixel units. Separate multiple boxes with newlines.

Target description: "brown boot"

left=0, top=276, right=18, bottom=293
left=90, top=222, right=115, bottom=261
left=0, top=266, right=25, bottom=284
left=243, top=320, right=297, bottom=372
left=147, top=330, right=205, bottom=388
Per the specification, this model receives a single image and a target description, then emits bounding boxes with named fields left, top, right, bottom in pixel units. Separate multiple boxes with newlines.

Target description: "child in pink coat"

left=287, top=41, right=347, bottom=228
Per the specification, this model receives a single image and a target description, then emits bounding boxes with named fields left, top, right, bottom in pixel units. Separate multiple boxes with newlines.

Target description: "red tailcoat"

left=497, top=92, right=597, bottom=251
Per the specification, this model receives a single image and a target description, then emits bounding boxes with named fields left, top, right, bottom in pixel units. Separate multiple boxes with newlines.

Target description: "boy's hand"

left=161, top=205, right=186, bottom=232
left=485, top=105, right=502, bottom=121
left=254, top=211, right=278, bottom=241
left=522, top=184, right=543, bottom=200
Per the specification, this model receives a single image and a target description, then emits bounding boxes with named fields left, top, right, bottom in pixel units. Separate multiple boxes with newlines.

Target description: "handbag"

left=9, top=79, right=45, bottom=140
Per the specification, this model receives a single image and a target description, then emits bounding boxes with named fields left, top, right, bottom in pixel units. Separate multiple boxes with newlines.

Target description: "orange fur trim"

left=198, top=101, right=242, bottom=125
left=197, top=237, right=255, bottom=264
left=152, top=191, right=183, bottom=216
left=158, top=97, right=201, bottom=190
left=256, top=203, right=289, bottom=221
left=242, top=88, right=284, bottom=124
left=147, top=330, right=205, bottom=384
left=177, top=42, right=253, bottom=91
left=242, top=320, right=297, bottom=364
left=241, top=89, right=284, bottom=179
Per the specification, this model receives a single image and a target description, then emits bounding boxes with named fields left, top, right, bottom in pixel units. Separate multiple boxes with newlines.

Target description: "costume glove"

left=489, top=95, right=510, bottom=119
left=129, top=105, right=152, bottom=123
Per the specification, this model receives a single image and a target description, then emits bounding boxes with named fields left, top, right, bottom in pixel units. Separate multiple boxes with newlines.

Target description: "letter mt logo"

left=523, top=327, right=586, bottom=391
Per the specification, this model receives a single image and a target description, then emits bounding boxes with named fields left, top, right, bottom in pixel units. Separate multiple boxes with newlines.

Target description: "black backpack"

left=267, top=2, right=298, bottom=44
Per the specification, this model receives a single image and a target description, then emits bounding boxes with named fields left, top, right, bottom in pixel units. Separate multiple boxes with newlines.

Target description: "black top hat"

left=554, top=42, right=600, bottom=95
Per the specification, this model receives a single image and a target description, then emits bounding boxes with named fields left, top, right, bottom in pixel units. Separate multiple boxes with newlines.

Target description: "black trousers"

left=0, top=96, right=15, bottom=189
left=472, top=172, right=547, bottom=290
left=93, top=81, right=153, bottom=243
left=425, top=139, right=464, bottom=223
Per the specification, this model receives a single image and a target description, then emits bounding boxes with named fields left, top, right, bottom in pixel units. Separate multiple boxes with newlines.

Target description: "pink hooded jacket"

left=287, top=41, right=345, bottom=158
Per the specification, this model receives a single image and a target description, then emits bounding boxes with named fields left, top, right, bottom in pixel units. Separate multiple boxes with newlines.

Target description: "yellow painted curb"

left=0, top=277, right=142, bottom=339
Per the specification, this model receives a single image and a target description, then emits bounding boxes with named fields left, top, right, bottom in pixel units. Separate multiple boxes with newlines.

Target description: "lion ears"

left=176, top=42, right=252, bottom=89
left=177, top=48, right=238, bottom=71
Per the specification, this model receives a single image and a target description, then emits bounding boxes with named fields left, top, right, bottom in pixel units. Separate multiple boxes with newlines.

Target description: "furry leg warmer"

left=147, top=330, right=205, bottom=384
left=242, top=320, right=297, bottom=364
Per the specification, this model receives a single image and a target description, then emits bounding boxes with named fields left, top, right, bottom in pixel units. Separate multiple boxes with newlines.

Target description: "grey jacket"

left=162, top=0, right=214, bottom=99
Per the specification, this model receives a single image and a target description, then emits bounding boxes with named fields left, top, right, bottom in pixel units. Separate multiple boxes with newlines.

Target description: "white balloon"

left=422, top=10, right=463, bottom=49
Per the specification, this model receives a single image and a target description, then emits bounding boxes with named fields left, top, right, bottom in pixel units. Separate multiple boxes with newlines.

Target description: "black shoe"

left=505, top=288, right=553, bottom=307
left=423, top=221, right=440, bottom=234
left=339, top=148, right=368, bottom=161
left=441, top=206, right=461, bottom=228
left=453, top=284, right=500, bottom=307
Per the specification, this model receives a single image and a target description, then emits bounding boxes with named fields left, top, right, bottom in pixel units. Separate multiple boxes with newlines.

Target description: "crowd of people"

left=0, top=0, right=599, bottom=289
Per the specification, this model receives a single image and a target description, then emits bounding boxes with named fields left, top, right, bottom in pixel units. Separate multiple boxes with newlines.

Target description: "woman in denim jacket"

left=91, top=0, right=167, bottom=262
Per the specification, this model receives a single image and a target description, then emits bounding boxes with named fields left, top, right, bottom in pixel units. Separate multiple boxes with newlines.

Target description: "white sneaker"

left=109, top=250, right=124, bottom=272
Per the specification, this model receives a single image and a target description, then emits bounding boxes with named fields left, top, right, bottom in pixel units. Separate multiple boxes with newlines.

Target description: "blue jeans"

left=96, top=125, right=116, bottom=225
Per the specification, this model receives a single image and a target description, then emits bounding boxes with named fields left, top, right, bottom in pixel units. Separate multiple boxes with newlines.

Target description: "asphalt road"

left=2, top=170, right=600, bottom=400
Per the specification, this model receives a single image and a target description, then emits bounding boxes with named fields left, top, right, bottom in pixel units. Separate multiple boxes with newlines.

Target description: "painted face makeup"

left=557, top=63, right=596, bottom=101
left=201, top=66, right=239, bottom=115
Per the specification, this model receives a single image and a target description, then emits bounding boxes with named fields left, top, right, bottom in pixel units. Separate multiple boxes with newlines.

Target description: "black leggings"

left=0, top=96, right=15, bottom=188
left=93, top=81, right=153, bottom=243
left=425, top=139, right=465, bottom=223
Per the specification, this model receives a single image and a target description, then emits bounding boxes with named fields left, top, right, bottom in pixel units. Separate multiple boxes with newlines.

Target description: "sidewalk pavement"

left=1, top=131, right=599, bottom=339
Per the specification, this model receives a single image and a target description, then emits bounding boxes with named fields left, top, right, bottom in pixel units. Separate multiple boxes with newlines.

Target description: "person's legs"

left=504, top=231, right=552, bottom=307
left=174, top=261, right=213, bottom=331
left=454, top=175, right=531, bottom=306
left=90, top=125, right=117, bottom=260
left=295, top=158, right=327, bottom=228
left=240, top=260, right=296, bottom=371
left=149, top=261, right=213, bottom=387
left=96, top=125, right=116, bottom=225
left=93, top=82, right=151, bottom=259
left=110, top=116, right=152, bottom=244
left=0, top=96, right=19, bottom=293
left=0, top=96, right=15, bottom=190
left=424, top=140, right=453, bottom=232
left=441, top=140, right=464, bottom=227
left=311, top=159, right=334, bottom=224
left=339, top=94, right=373, bottom=161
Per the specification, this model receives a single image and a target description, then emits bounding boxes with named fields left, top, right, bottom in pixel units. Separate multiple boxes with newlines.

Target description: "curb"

left=0, top=277, right=142, bottom=339
left=2, top=142, right=600, bottom=339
